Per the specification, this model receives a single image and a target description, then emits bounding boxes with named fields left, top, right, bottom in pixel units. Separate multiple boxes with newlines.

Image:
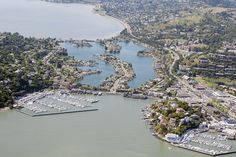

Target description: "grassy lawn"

left=183, top=53, right=207, bottom=66
left=146, top=12, right=203, bottom=31
left=195, top=77, right=218, bottom=88
left=204, top=7, right=228, bottom=14
left=195, top=77, right=236, bottom=88
left=209, top=99, right=228, bottom=113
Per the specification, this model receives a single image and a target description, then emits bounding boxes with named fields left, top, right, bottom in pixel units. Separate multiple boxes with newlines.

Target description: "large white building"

left=222, top=129, right=236, bottom=140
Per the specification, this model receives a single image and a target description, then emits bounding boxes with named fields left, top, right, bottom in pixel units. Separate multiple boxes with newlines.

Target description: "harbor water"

left=0, top=0, right=235, bottom=157
left=1, top=94, right=231, bottom=157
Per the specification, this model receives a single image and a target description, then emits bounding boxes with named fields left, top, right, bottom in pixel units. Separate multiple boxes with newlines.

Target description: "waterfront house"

left=148, top=91, right=164, bottom=97
left=199, top=58, right=209, bottom=64
left=176, top=107, right=185, bottom=113
left=194, top=84, right=206, bottom=90
left=165, top=133, right=180, bottom=143
left=170, top=102, right=178, bottom=109
left=169, top=118, right=177, bottom=127
left=177, top=91, right=190, bottom=98
left=222, top=129, right=236, bottom=140
left=182, top=75, right=190, bottom=81
left=213, top=91, right=230, bottom=98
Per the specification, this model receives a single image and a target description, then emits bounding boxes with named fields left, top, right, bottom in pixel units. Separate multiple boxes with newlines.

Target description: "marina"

left=143, top=104, right=236, bottom=156
left=3, top=94, right=236, bottom=157
left=0, top=0, right=235, bottom=157
left=177, top=130, right=236, bottom=156
left=14, top=91, right=99, bottom=117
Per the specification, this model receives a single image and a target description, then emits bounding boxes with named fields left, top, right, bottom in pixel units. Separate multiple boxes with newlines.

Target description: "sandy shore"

left=92, top=6, right=132, bottom=38
left=104, top=14, right=132, bottom=34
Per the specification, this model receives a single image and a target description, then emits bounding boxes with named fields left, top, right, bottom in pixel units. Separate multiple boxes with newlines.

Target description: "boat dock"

left=15, top=108, right=98, bottom=117
left=14, top=90, right=100, bottom=117
left=176, top=144, right=236, bottom=156
left=173, top=130, right=236, bottom=156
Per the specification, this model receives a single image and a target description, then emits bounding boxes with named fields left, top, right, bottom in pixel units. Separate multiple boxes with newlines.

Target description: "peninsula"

left=1, top=0, right=236, bottom=156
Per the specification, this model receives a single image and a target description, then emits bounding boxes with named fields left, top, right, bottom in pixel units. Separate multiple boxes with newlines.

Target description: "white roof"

left=222, top=129, right=236, bottom=135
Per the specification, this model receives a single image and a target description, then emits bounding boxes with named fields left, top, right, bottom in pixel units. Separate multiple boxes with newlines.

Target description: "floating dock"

left=14, top=90, right=101, bottom=117
left=176, top=144, right=236, bottom=156
left=15, top=108, right=98, bottom=117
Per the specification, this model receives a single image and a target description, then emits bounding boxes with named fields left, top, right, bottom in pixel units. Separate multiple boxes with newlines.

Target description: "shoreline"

left=0, top=107, right=10, bottom=112
left=0, top=2, right=157, bottom=111
left=143, top=105, right=236, bottom=156
left=93, top=9, right=155, bottom=50
left=66, top=3, right=126, bottom=40
left=92, top=6, right=131, bottom=39
left=102, top=14, right=131, bottom=35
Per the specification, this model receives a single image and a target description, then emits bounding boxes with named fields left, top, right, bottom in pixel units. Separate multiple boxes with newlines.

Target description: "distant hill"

left=42, top=0, right=100, bottom=4
left=203, top=0, right=236, bottom=7
left=43, top=0, right=236, bottom=8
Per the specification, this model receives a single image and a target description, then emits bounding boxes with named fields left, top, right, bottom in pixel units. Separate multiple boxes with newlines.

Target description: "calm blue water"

left=64, top=41, right=155, bottom=88
left=63, top=42, right=114, bottom=86
left=0, top=0, right=124, bottom=39
left=0, top=95, right=215, bottom=157
left=0, top=0, right=155, bottom=88
left=113, top=42, right=155, bottom=88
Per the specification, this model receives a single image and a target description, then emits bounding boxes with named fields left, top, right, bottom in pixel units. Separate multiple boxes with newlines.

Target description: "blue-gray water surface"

left=63, top=41, right=155, bottom=88
left=0, top=1, right=230, bottom=157
left=0, top=95, right=224, bottom=157
left=0, top=0, right=124, bottom=39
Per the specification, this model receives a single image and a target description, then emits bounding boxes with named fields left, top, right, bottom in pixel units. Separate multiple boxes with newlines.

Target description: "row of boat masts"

left=56, top=93, right=99, bottom=104
left=48, top=96, right=90, bottom=108
left=14, top=91, right=54, bottom=108
left=178, top=143, right=229, bottom=156
left=24, top=104, right=48, bottom=114
left=197, top=133, right=227, bottom=141
left=22, top=96, right=99, bottom=114
left=14, top=90, right=99, bottom=114
left=36, top=101, right=68, bottom=112
left=188, top=138, right=232, bottom=150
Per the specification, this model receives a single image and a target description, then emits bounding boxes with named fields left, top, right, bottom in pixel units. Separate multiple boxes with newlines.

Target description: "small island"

left=144, top=98, right=236, bottom=156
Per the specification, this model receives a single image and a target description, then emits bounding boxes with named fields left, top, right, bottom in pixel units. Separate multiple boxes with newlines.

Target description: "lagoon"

left=64, top=41, right=155, bottom=88
left=1, top=1, right=234, bottom=157
left=0, top=0, right=155, bottom=88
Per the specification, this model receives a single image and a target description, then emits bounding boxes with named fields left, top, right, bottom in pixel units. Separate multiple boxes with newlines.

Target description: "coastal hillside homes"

left=213, top=91, right=230, bottom=98
left=145, top=99, right=203, bottom=136
left=194, top=84, right=206, bottom=90
left=180, top=42, right=236, bottom=80
left=229, top=105, right=236, bottom=119
left=104, top=41, right=121, bottom=53
left=148, top=90, right=164, bottom=97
